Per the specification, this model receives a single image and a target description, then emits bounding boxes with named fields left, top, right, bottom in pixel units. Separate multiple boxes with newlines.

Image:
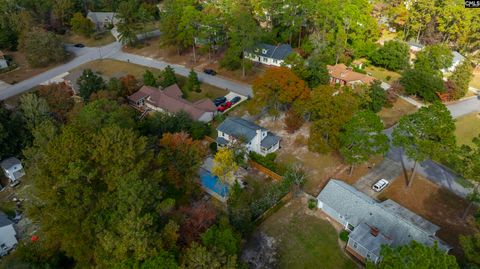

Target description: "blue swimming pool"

left=199, top=169, right=229, bottom=198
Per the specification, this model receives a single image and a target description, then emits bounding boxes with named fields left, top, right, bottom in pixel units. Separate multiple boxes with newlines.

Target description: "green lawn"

left=364, top=65, right=402, bottom=83
left=63, top=32, right=116, bottom=47
left=260, top=199, right=357, bottom=269
left=455, top=113, right=480, bottom=146
left=176, top=75, right=227, bottom=102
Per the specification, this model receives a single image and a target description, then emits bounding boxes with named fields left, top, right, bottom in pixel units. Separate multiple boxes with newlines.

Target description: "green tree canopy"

left=77, top=69, right=105, bottom=101
left=185, top=69, right=201, bottom=92
left=160, top=65, right=177, bottom=88
left=366, top=80, right=388, bottom=113
left=70, top=12, right=95, bottom=37
left=143, top=70, right=157, bottom=87
left=448, top=60, right=473, bottom=100
left=20, top=29, right=67, bottom=67
left=392, top=102, right=456, bottom=187
left=370, top=40, right=410, bottom=71
left=414, top=44, right=453, bottom=75
left=400, top=68, right=445, bottom=102
left=340, top=110, right=389, bottom=174
left=367, top=241, right=459, bottom=269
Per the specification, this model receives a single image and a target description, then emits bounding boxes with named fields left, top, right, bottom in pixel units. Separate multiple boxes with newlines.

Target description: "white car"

left=372, top=179, right=389, bottom=192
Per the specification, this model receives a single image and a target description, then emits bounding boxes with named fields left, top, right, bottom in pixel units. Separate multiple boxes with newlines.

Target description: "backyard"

left=378, top=174, right=476, bottom=258
left=455, top=112, right=480, bottom=146
left=258, top=116, right=345, bottom=196
left=378, top=98, right=418, bottom=128
left=364, top=65, right=402, bottom=83
left=256, top=197, right=358, bottom=269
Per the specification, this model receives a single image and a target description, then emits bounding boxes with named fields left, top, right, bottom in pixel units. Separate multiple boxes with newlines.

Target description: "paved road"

left=108, top=50, right=252, bottom=97
left=447, top=96, right=480, bottom=118
left=0, top=42, right=121, bottom=100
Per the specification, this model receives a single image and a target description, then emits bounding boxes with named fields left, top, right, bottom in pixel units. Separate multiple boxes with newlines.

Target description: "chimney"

left=370, top=226, right=380, bottom=237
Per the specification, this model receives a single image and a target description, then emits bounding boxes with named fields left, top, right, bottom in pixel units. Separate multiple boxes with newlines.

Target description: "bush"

left=209, top=142, right=217, bottom=153
left=308, top=199, right=317, bottom=209
left=249, top=152, right=277, bottom=172
left=339, top=230, right=350, bottom=242
left=284, top=109, right=304, bottom=134
left=386, top=75, right=391, bottom=81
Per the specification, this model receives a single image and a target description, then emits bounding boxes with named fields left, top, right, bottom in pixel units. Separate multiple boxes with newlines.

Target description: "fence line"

left=248, top=160, right=283, bottom=181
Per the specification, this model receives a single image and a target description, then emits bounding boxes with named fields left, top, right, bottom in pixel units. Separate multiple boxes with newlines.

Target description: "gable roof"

left=217, top=117, right=266, bottom=142
left=128, top=85, right=216, bottom=120
left=86, top=11, right=118, bottom=24
left=0, top=212, right=12, bottom=227
left=452, top=51, right=465, bottom=64
left=327, top=64, right=376, bottom=84
left=249, top=43, right=293, bottom=60
left=318, top=179, right=449, bottom=252
left=0, top=157, right=21, bottom=171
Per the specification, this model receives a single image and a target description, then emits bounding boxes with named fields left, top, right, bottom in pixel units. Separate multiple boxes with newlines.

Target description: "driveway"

left=354, top=158, right=403, bottom=198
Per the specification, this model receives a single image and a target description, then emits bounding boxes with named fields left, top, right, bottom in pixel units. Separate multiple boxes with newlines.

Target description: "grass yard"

left=63, top=32, right=116, bottom=47
left=378, top=174, right=475, bottom=258
left=455, top=113, right=480, bottom=146
left=175, top=75, right=228, bottom=102
left=470, top=72, right=480, bottom=89
left=0, top=51, right=72, bottom=84
left=72, top=59, right=227, bottom=101
left=378, top=98, right=418, bottom=128
left=364, top=65, right=402, bottom=83
left=72, top=59, right=158, bottom=78
left=259, top=198, right=358, bottom=269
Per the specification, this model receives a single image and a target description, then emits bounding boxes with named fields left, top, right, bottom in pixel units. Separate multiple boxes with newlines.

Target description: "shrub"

left=209, top=142, right=217, bottom=153
left=339, top=230, right=350, bottom=242
left=284, top=109, right=304, bottom=134
left=386, top=75, right=391, bottom=81
left=308, top=199, right=317, bottom=209
left=249, top=152, right=277, bottom=172
left=294, top=135, right=307, bottom=146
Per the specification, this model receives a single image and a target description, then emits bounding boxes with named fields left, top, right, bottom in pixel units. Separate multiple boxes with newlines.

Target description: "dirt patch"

left=257, top=116, right=344, bottom=196
left=124, top=37, right=265, bottom=84
left=378, top=174, right=475, bottom=258
left=0, top=51, right=71, bottom=84
left=378, top=98, right=418, bottom=128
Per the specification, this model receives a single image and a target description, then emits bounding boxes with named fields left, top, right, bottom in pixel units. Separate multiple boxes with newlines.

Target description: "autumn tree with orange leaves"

left=158, top=132, right=207, bottom=196
left=251, top=67, right=310, bottom=116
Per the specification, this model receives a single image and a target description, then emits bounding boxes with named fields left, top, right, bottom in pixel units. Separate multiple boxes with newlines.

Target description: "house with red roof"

left=128, top=84, right=217, bottom=122
left=327, top=64, right=376, bottom=89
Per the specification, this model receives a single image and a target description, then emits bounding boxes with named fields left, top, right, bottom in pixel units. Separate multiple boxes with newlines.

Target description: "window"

left=366, top=254, right=371, bottom=259
left=263, top=57, right=268, bottom=62
left=353, top=242, right=357, bottom=249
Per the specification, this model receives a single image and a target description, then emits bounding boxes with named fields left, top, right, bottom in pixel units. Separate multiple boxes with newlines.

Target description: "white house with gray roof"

left=1, top=157, right=25, bottom=185
left=87, top=11, right=118, bottom=32
left=442, top=51, right=466, bottom=73
left=216, top=117, right=280, bottom=156
left=0, top=212, right=17, bottom=256
left=244, top=43, right=293, bottom=67
left=317, top=179, right=450, bottom=264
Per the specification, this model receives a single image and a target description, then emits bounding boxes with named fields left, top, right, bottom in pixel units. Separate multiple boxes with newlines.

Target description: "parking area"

left=353, top=158, right=403, bottom=198
left=217, top=92, right=247, bottom=113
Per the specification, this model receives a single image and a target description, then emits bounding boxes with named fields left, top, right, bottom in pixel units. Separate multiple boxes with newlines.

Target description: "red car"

left=217, top=101, right=232, bottom=112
